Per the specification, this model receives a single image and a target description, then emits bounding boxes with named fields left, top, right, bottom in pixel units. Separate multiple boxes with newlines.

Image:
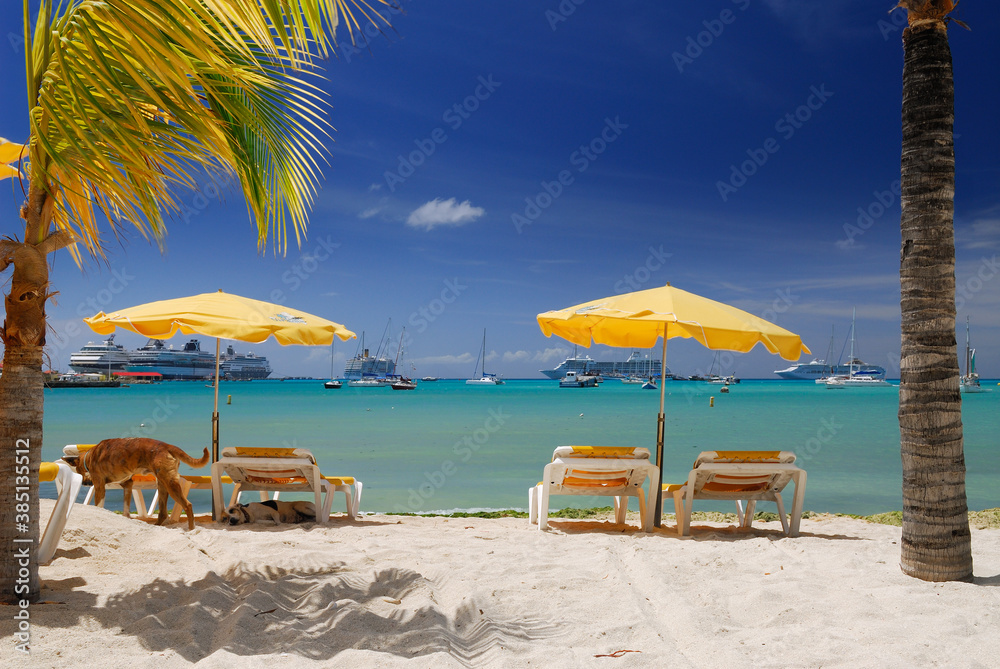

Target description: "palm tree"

left=0, top=0, right=392, bottom=604
left=896, top=0, right=973, bottom=581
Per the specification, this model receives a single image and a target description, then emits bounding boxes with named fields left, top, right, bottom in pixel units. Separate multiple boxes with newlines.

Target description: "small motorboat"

left=324, top=379, right=343, bottom=389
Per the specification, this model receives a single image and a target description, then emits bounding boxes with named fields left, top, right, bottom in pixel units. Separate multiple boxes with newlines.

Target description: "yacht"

left=467, top=329, right=504, bottom=385
left=68, top=335, right=130, bottom=374
left=777, top=324, right=885, bottom=381
left=559, top=370, right=598, bottom=388
left=824, top=310, right=892, bottom=388
left=960, top=317, right=984, bottom=394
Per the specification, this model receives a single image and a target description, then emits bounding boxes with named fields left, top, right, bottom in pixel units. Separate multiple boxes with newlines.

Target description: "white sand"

left=5, top=501, right=999, bottom=668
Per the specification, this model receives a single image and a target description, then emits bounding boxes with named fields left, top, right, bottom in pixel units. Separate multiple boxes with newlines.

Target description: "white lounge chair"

left=663, top=450, right=807, bottom=536
left=529, top=446, right=659, bottom=532
left=39, top=461, right=84, bottom=563
left=211, top=446, right=362, bottom=523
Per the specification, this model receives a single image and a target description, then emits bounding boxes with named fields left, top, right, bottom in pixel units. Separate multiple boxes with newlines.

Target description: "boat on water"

left=389, top=377, right=417, bottom=390
left=344, top=330, right=396, bottom=383
left=960, top=317, right=985, bottom=394
left=323, top=338, right=342, bottom=388
left=68, top=335, right=130, bottom=374
left=125, top=338, right=217, bottom=380
left=220, top=345, right=272, bottom=380
left=467, top=329, right=504, bottom=385
left=777, top=324, right=886, bottom=381
left=559, top=370, right=598, bottom=388
left=641, top=379, right=657, bottom=390
left=421, top=376, right=439, bottom=382
left=348, top=377, right=383, bottom=387
left=45, top=372, right=121, bottom=388
left=825, top=310, right=892, bottom=388
left=619, top=376, right=645, bottom=384
left=540, top=350, right=666, bottom=380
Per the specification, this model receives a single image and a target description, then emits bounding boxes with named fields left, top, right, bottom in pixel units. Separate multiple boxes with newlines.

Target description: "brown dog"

left=64, top=438, right=209, bottom=531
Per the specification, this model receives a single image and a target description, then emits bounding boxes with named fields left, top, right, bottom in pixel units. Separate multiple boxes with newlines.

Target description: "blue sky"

left=2, top=1, right=998, bottom=379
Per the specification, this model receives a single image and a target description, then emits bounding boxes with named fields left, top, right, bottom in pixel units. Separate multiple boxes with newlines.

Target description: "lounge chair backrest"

left=222, top=446, right=317, bottom=463
left=552, top=446, right=651, bottom=461
left=693, top=450, right=795, bottom=468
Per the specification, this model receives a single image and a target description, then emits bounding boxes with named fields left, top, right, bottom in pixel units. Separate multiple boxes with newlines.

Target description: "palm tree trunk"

left=898, top=11, right=973, bottom=582
left=0, top=185, right=52, bottom=604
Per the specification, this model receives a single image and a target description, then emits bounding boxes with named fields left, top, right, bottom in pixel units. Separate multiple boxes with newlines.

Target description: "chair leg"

left=673, top=488, right=687, bottom=536
left=637, top=490, right=648, bottom=532
left=613, top=496, right=626, bottom=524
left=742, top=500, right=757, bottom=528
left=133, top=489, right=148, bottom=519
left=538, top=483, right=551, bottom=531
left=528, top=485, right=538, bottom=525
left=735, top=500, right=745, bottom=526
left=774, top=492, right=789, bottom=534
left=83, top=487, right=95, bottom=506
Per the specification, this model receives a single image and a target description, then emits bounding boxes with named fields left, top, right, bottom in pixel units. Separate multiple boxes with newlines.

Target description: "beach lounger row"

left=59, top=444, right=362, bottom=524
left=529, top=447, right=806, bottom=536
left=39, top=444, right=803, bottom=560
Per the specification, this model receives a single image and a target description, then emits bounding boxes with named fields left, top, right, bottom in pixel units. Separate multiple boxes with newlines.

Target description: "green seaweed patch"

left=831, top=509, right=1000, bottom=529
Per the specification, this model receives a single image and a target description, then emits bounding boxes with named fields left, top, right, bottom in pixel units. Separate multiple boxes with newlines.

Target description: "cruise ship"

left=68, top=335, right=130, bottom=374
left=773, top=358, right=886, bottom=381
left=343, top=348, right=396, bottom=381
left=220, top=345, right=272, bottom=380
left=126, top=339, right=217, bottom=380
left=540, top=351, right=666, bottom=380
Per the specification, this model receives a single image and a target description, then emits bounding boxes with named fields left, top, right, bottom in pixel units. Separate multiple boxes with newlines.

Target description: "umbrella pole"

left=211, top=338, right=221, bottom=521
left=654, top=335, right=668, bottom=528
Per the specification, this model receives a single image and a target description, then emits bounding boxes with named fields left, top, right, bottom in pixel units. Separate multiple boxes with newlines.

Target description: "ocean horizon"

left=39, top=378, right=999, bottom=517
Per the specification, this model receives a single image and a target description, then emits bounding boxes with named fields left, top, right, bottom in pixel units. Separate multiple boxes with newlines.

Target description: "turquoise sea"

left=39, top=379, right=999, bottom=516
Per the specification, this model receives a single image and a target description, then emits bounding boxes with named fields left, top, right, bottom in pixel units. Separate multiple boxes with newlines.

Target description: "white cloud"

left=502, top=347, right=570, bottom=364
left=359, top=206, right=383, bottom=219
left=406, top=198, right=485, bottom=231
left=368, top=183, right=382, bottom=192
left=413, top=353, right=474, bottom=365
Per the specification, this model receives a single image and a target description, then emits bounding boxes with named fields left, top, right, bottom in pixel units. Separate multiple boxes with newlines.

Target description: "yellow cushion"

left=39, top=462, right=59, bottom=482
left=233, top=446, right=299, bottom=457
left=323, top=476, right=355, bottom=485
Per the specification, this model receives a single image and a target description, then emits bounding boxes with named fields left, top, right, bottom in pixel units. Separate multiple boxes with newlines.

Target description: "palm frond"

left=25, top=0, right=394, bottom=259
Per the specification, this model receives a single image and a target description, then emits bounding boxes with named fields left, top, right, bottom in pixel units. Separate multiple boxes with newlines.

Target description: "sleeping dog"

left=223, top=500, right=317, bottom=525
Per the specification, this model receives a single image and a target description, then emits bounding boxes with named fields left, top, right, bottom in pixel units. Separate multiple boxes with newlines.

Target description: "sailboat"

left=323, top=338, right=342, bottom=389
left=960, top=317, right=984, bottom=394
left=389, top=327, right=417, bottom=390
left=466, top=329, right=504, bottom=385
left=825, top=309, right=892, bottom=388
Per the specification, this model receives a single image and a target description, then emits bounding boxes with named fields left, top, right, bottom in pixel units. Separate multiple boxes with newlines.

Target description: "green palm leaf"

left=23, top=0, right=394, bottom=260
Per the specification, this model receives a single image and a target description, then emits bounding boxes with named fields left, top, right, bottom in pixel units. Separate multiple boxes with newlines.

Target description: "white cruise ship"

left=343, top=348, right=396, bottom=381
left=126, top=339, right=217, bottom=380
left=220, top=345, right=272, bottom=380
left=540, top=351, right=666, bottom=380
left=773, top=358, right=886, bottom=381
left=68, top=335, right=130, bottom=374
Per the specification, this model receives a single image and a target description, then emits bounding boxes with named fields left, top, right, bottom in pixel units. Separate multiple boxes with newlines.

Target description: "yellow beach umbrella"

left=537, top=283, right=811, bottom=527
left=0, top=137, right=26, bottom=181
left=85, top=290, right=356, bottom=461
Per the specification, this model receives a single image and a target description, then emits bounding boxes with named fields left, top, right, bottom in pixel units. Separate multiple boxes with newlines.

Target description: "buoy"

left=710, top=396, right=714, bottom=407
left=579, top=413, right=584, bottom=418
left=227, top=394, right=232, bottom=405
